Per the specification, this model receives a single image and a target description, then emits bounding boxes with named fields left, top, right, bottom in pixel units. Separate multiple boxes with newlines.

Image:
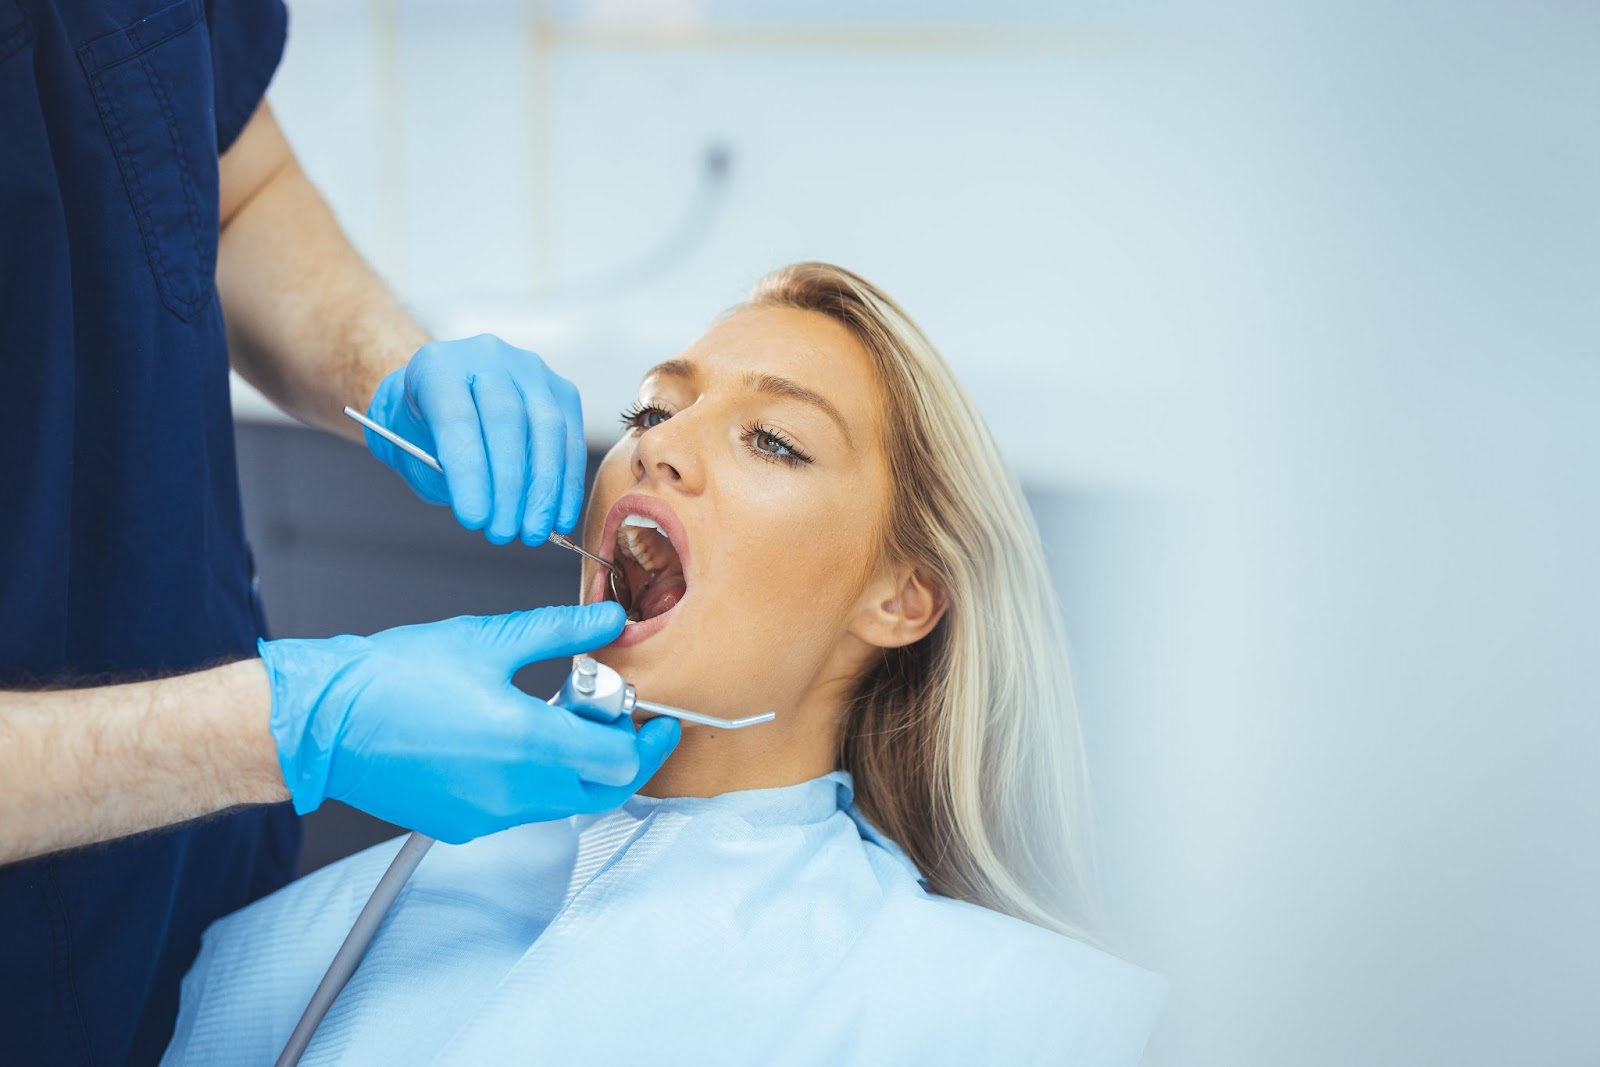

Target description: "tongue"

left=636, top=574, right=686, bottom=621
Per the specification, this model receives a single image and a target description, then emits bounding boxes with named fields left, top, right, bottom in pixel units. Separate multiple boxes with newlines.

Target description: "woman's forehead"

left=646, top=306, right=877, bottom=403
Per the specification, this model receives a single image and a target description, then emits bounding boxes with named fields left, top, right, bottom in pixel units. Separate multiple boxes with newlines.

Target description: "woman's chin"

left=591, top=600, right=723, bottom=717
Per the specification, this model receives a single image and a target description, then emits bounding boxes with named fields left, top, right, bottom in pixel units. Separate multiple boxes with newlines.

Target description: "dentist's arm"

left=216, top=103, right=424, bottom=443
left=0, top=604, right=679, bottom=865
left=217, top=103, right=589, bottom=546
left=0, top=660, right=286, bottom=864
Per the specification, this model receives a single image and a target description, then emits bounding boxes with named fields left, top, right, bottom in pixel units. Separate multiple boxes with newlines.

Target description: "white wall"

left=250, top=0, right=1260, bottom=496
left=250, top=2, right=1600, bottom=1064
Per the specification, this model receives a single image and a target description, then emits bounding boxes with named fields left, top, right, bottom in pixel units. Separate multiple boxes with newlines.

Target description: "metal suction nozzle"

left=558, top=657, right=775, bottom=730
left=633, top=698, right=776, bottom=730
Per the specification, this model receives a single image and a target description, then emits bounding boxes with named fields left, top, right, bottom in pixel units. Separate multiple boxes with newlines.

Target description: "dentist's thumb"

left=478, top=602, right=628, bottom=672
left=632, top=716, right=682, bottom=785
left=580, top=715, right=683, bottom=805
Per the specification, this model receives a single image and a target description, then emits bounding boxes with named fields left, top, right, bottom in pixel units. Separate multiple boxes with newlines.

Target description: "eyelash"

left=741, top=421, right=813, bottom=467
left=618, top=402, right=670, bottom=432
left=617, top=403, right=814, bottom=467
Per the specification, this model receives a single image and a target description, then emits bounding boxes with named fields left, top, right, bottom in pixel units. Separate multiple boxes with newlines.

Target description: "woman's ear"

left=848, top=566, right=948, bottom=650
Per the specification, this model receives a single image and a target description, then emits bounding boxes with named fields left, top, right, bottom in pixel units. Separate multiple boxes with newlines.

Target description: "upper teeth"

left=618, top=514, right=672, bottom=573
left=621, top=514, right=662, bottom=533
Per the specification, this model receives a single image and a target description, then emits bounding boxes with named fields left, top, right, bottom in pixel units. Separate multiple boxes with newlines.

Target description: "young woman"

left=162, top=264, right=1164, bottom=1065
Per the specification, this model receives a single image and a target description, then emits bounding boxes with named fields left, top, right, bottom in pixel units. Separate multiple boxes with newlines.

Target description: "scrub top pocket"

left=78, top=0, right=219, bottom=322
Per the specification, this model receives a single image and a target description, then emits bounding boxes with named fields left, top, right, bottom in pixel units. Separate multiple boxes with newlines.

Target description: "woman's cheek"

left=584, top=457, right=629, bottom=542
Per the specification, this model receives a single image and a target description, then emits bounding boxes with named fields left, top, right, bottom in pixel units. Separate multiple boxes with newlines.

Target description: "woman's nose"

left=630, top=415, right=702, bottom=492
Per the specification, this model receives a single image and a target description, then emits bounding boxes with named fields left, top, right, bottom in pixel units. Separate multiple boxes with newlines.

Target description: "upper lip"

left=597, top=492, right=692, bottom=598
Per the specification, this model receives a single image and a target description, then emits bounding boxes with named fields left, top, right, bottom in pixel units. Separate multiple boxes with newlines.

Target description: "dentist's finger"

left=531, top=703, right=642, bottom=787
left=476, top=602, right=627, bottom=673
left=473, top=371, right=532, bottom=545
left=361, top=397, right=449, bottom=505
left=519, top=382, right=568, bottom=546
left=413, top=373, right=492, bottom=530
left=629, top=715, right=681, bottom=785
left=553, top=377, right=587, bottom=536
left=579, top=716, right=682, bottom=805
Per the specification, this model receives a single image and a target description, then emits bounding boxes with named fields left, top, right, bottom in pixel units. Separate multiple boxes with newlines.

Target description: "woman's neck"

left=638, top=689, right=845, bottom=799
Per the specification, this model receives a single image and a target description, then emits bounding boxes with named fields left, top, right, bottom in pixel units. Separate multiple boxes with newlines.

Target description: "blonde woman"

left=162, top=264, right=1165, bottom=1065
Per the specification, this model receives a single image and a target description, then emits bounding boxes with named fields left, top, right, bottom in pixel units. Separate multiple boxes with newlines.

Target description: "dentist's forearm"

left=216, top=102, right=428, bottom=441
left=0, top=661, right=288, bottom=865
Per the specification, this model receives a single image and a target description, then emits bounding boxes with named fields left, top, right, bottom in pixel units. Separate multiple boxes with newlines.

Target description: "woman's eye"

left=752, top=430, right=791, bottom=456
left=620, top=403, right=670, bottom=431
left=743, top=423, right=812, bottom=466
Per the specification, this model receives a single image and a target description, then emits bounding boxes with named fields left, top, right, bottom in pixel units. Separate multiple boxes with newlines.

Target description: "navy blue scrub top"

left=0, top=1, right=300, bottom=1063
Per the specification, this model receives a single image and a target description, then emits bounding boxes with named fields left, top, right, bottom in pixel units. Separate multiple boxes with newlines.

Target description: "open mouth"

left=595, top=494, right=691, bottom=641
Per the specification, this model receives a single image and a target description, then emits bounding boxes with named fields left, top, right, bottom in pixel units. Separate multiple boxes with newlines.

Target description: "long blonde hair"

left=747, top=263, right=1105, bottom=946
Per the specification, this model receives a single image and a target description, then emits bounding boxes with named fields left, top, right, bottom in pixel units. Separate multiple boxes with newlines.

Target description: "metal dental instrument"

left=275, top=658, right=775, bottom=1067
left=557, top=656, right=778, bottom=730
left=342, top=406, right=632, bottom=611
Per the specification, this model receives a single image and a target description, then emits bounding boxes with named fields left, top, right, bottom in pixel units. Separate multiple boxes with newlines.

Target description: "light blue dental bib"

left=162, top=772, right=1163, bottom=1065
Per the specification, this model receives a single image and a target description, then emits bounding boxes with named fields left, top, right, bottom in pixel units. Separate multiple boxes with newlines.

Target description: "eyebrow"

left=742, top=372, right=854, bottom=446
left=643, top=357, right=697, bottom=383
left=642, top=359, right=855, bottom=447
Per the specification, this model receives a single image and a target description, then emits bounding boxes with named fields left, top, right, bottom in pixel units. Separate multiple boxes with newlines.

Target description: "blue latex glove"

left=260, top=602, right=679, bottom=844
left=364, top=335, right=587, bottom=545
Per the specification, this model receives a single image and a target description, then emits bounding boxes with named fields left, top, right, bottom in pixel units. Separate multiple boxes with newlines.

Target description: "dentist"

left=0, top=3, right=675, bottom=1065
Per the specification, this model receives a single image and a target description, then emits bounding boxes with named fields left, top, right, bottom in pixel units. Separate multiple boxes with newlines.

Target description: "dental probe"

left=275, top=659, right=775, bottom=1067
left=341, top=406, right=623, bottom=589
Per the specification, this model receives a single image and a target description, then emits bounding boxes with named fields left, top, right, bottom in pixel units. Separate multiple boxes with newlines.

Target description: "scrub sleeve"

left=0, top=1, right=299, bottom=1064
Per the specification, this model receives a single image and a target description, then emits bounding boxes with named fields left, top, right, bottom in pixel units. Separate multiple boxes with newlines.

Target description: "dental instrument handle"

left=343, top=406, right=444, bottom=474
left=274, top=831, right=436, bottom=1067
left=341, top=406, right=619, bottom=575
left=547, top=531, right=609, bottom=570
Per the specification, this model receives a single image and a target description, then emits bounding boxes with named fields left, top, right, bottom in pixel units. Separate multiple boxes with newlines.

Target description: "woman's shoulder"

left=878, top=886, right=1163, bottom=992
left=845, top=886, right=1166, bottom=1064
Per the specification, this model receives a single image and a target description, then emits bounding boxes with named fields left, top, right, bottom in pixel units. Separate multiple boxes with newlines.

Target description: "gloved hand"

left=260, top=602, right=679, bottom=844
left=364, top=335, right=587, bottom=545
